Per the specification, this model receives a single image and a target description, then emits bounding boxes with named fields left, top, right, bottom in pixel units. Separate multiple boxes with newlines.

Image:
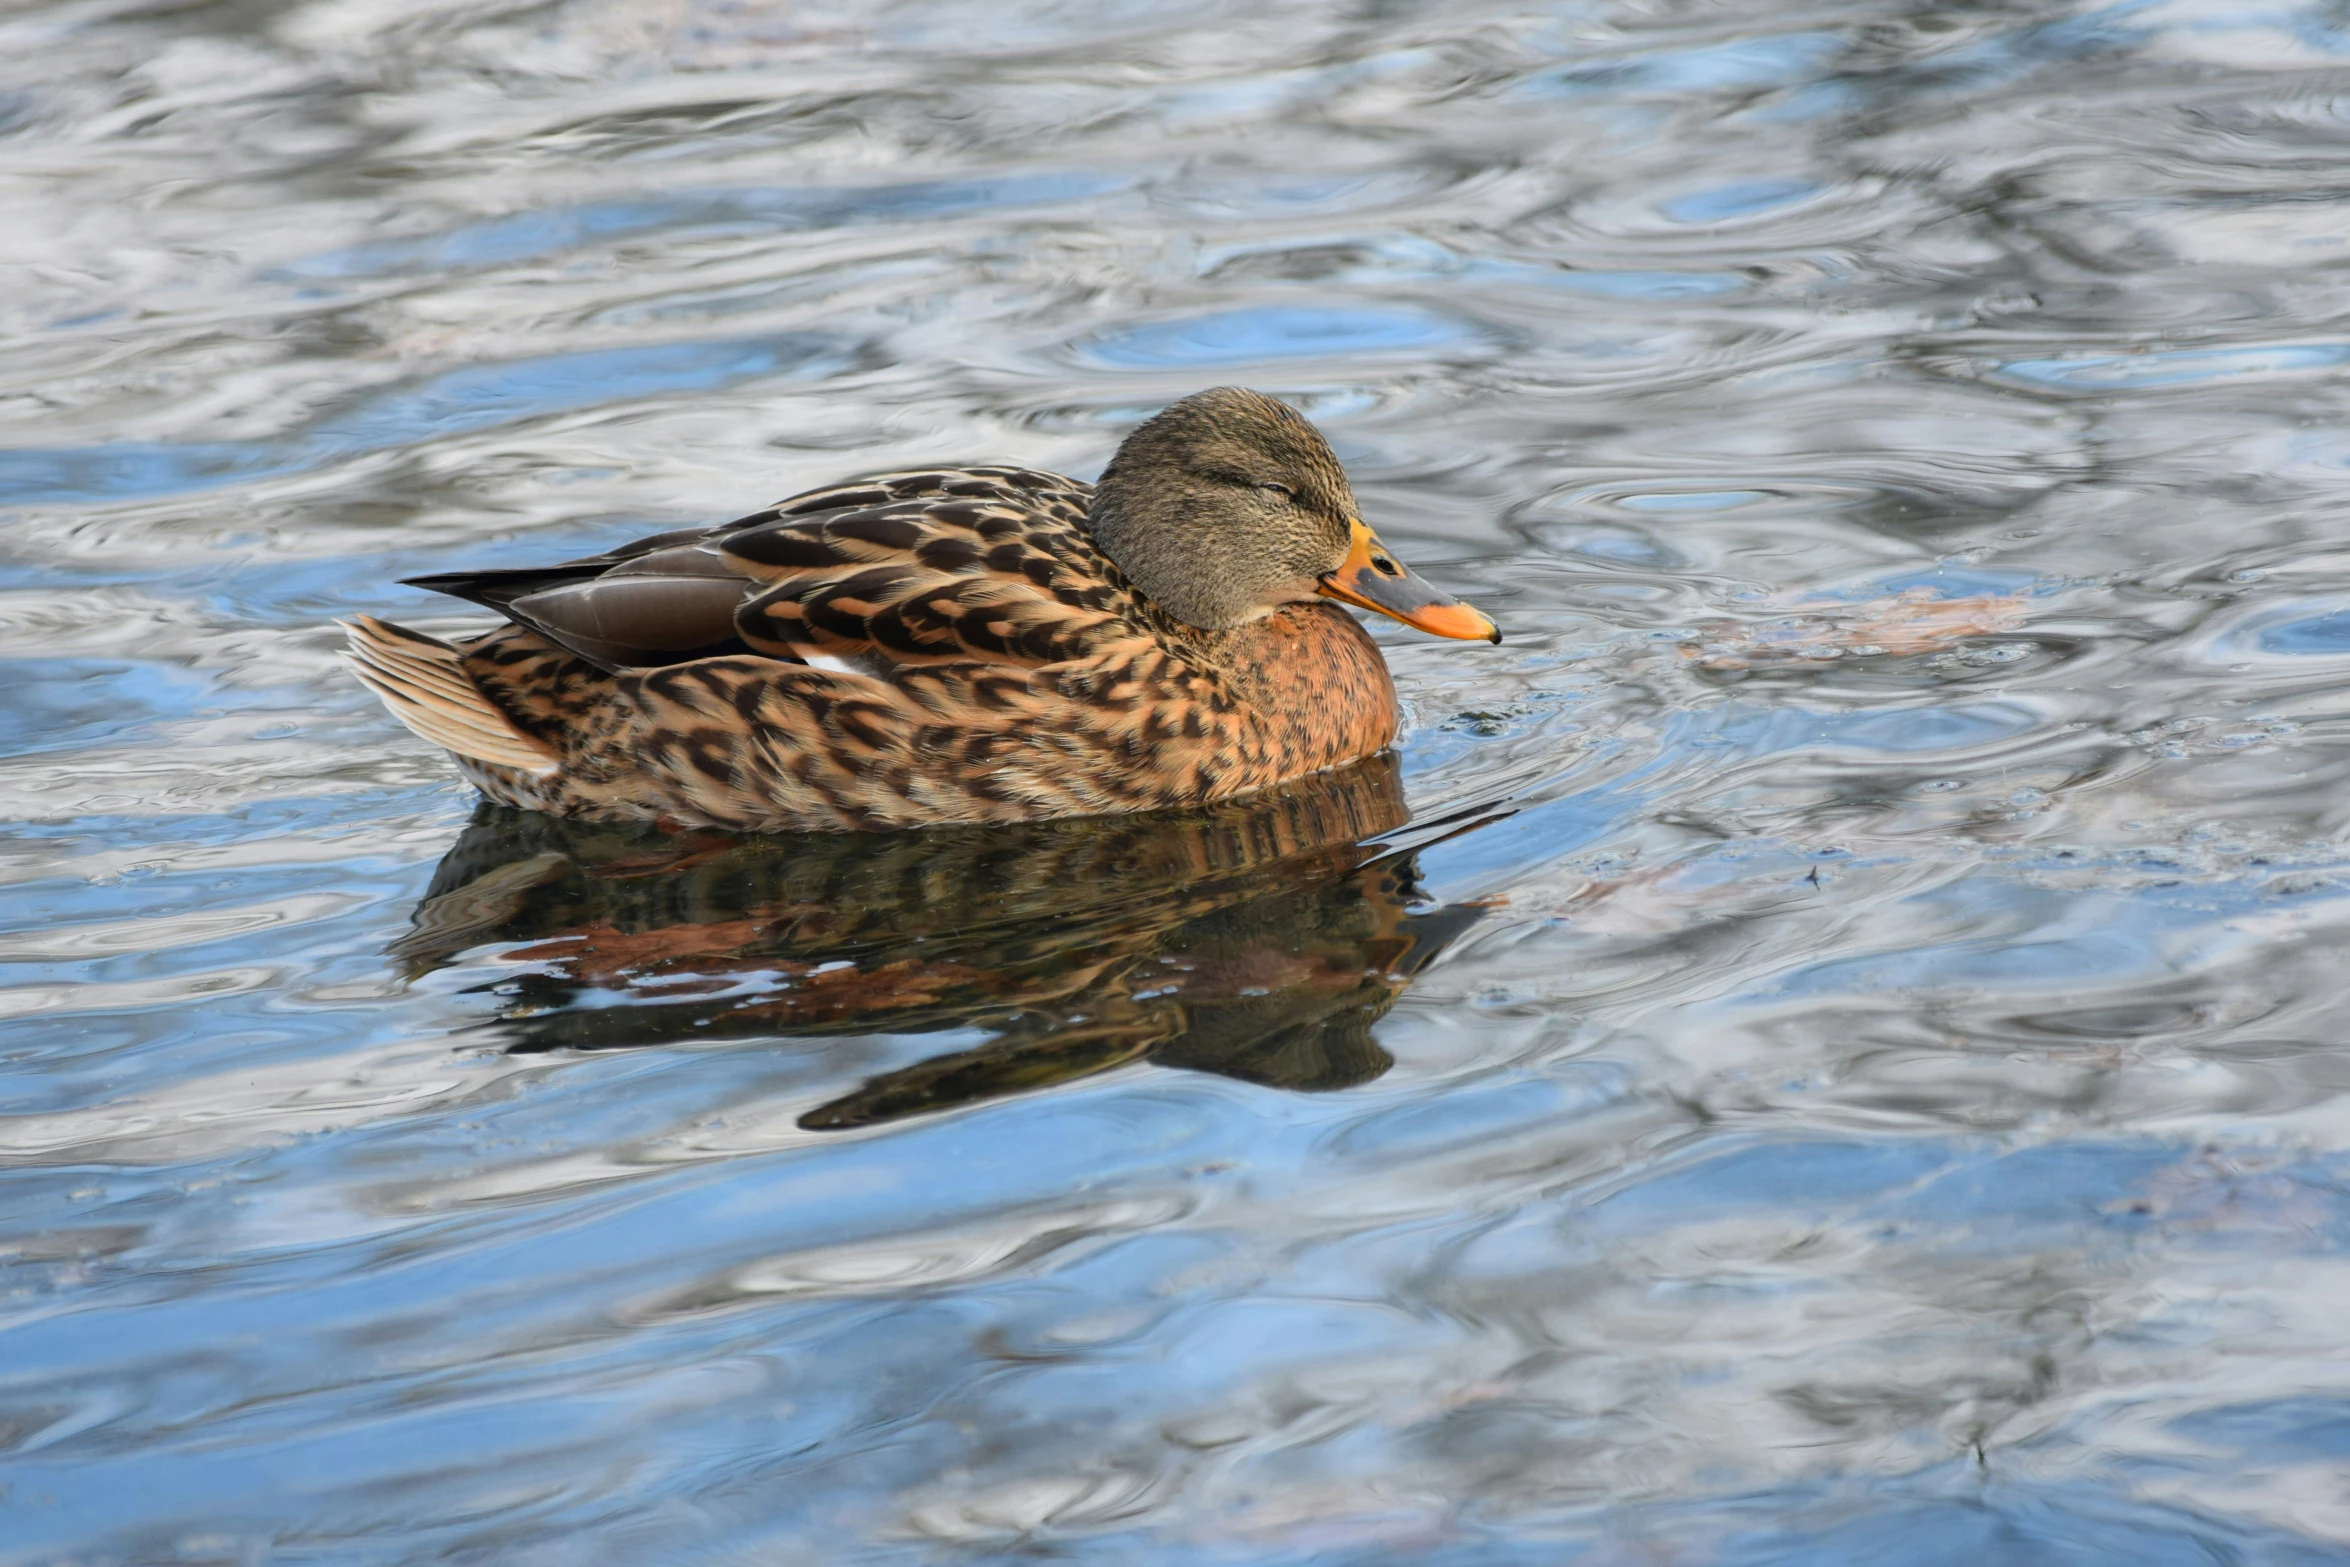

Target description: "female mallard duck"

left=347, top=386, right=1498, bottom=832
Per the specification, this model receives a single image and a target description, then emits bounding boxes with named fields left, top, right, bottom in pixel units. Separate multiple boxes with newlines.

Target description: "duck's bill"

left=1317, top=520, right=1501, bottom=643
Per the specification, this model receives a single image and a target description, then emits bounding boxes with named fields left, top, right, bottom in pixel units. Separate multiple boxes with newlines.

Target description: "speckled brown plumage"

left=346, top=389, right=1496, bottom=833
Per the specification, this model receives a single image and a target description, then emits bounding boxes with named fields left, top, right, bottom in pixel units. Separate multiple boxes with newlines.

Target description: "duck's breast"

left=1212, top=602, right=1400, bottom=782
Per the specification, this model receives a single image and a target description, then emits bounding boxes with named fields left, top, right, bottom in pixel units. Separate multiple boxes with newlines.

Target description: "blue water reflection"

left=1080, top=305, right=1479, bottom=368
left=0, top=335, right=857, bottom=504
left=284, top=173, right=1133, bottom=280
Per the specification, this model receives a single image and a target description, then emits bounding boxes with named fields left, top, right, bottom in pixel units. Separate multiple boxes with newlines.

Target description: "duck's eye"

left=1257, top=482, right=1294, bottom=501
left=1371, top=553, right=1403, bottom=578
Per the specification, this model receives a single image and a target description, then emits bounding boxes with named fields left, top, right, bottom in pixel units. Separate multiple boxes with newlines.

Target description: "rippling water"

left=12, top=0, right=2350, bottom=1560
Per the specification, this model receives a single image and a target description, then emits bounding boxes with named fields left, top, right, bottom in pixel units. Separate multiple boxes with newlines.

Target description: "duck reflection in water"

left=395, top=756, right=1488, bottom=1129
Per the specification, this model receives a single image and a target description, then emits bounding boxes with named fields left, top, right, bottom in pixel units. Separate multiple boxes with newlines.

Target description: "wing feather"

left=345, top=616, right=561, bottom=775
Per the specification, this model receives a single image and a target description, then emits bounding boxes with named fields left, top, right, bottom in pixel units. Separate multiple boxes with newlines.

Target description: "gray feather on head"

left=1088, top=387, right=1361, bottom=630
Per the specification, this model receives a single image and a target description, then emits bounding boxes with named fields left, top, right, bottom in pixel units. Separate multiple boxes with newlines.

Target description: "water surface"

left=10, top=0, right=2350, bottom=1560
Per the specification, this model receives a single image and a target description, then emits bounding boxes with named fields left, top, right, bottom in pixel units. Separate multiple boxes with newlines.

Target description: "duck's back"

left=348, top=466, right=1397, bottom=832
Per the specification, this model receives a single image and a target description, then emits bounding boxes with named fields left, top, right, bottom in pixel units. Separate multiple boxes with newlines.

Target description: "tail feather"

left=344, top=615, right=561, bottom=776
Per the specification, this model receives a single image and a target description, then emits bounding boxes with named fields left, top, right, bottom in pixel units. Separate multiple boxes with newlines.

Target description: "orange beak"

left=1316, top=519, right=1500, bottom=643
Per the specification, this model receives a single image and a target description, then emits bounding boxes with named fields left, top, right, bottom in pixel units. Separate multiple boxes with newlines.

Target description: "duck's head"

left=1088, top=387, right=1499, bottom=643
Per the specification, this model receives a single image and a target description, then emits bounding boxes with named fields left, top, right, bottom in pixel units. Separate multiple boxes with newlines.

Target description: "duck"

left=345, top=386, right=1499, bottom=832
